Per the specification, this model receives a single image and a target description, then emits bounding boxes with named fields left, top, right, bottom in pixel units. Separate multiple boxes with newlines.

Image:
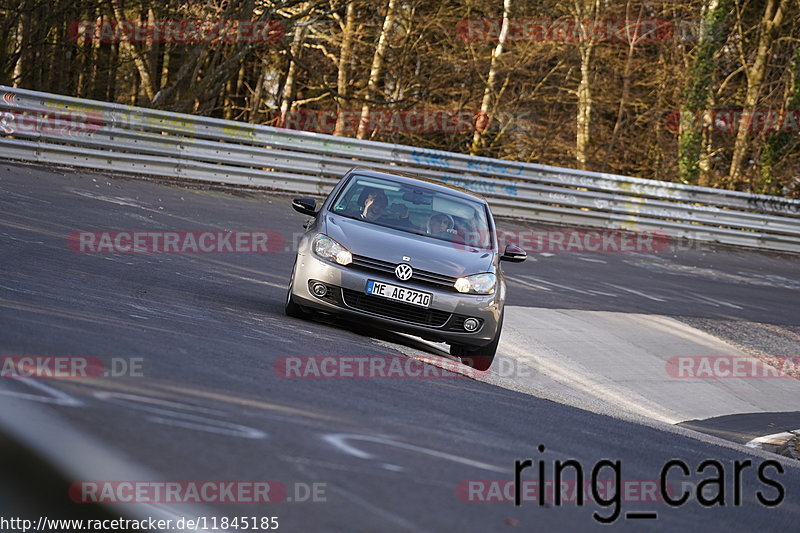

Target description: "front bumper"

left=290, top=252, right=502, bottom=347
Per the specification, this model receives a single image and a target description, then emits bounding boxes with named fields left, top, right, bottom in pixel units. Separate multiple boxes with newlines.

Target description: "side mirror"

left=500, top=244, right=527, bottom=263
left=292, top=198, right=318, bottom=216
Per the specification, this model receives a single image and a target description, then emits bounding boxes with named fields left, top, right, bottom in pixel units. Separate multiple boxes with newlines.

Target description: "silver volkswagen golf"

left=285, top=168, right=526, bottom=370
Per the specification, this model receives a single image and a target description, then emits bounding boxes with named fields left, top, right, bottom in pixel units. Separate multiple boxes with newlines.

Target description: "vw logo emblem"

left=395, top=263, right=413, bottom=281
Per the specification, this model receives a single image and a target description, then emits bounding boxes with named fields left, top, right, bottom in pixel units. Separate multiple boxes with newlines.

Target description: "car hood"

left=323, top=214, right=495, bottom=277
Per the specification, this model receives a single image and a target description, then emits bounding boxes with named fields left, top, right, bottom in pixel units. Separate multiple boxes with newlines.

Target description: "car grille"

left=350, top=254, right=458, bottom=290
left=342, top=288, right=451, bottom=327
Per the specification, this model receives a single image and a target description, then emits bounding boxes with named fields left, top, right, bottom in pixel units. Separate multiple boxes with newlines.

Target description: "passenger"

left=427, top=213, right=457, bottom=239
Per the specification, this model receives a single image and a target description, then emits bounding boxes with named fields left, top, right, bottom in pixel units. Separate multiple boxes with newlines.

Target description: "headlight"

left=312, top=234, right=352, bottom=266
left=454, top=273, right=496, bottom=294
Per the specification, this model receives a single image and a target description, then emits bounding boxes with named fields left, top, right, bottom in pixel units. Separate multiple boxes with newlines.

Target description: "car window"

left=330, top=174, right=493, bottom=248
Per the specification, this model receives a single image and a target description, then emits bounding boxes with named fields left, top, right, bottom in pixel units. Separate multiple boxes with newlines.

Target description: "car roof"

left=346, top=167, right=489, bottom=204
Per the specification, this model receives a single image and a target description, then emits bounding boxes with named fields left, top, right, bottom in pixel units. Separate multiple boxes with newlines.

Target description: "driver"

left=357, top=188, right=389, bottom=222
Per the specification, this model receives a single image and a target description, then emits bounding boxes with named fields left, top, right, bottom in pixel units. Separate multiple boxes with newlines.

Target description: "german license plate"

left=365, top=280, right=431, bottom=308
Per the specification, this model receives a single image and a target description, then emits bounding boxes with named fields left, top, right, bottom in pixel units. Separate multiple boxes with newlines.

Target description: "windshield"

left=330, top=174, right=493, bottom=248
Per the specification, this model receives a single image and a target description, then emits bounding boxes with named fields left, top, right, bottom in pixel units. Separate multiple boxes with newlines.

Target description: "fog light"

left=311, top=282, right=328, bottom=297
left=463, top=318, right=480, bottom=332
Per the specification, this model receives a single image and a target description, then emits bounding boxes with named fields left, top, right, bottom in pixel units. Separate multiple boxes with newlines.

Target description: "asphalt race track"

left=1, top=161, right=799, bottom=532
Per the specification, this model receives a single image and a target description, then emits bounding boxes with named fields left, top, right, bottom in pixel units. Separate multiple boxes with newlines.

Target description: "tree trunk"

left=47, top=5, right=66, bottom=94
left=575, top=0, right=600, bottom=171
left=758, top=35, right=800, bottom=194
left=356, top=0, right=398, bottom=140
left=576, top=44, right=593, bottom=170
left=11, top=2, right=30, bottom=87
left=677, top=0, right=731, bottom=185
left=334, top=1, right=356, bottom=136
left=727, top=0, right=789, bottom=186
left=470, top=0, right=511, bottom=155
left=110, top=0, right=156, bottom=102
left=92, top=13, right=112, bottom=101
left=249, top=57, right=270, bottom=123
left=603, top=1, right=642, bottom=170
left=279, top=23, right=307, bottom=126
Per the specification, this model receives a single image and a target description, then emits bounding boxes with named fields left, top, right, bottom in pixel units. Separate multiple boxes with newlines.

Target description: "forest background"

left=2, top=0, right=799, bottom=197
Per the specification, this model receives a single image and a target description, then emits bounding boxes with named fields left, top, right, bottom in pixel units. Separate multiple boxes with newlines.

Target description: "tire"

left=449, top=314, right=503, bottom=371
left=284, top=269, right=307, bottom=319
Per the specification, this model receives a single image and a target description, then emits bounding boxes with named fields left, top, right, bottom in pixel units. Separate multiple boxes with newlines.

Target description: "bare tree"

left=333, top=0, right=356, bottom=136
left=727, top=0, right=790, bottom=186
left=356, top=0, right=397, bottom=139
left=574, top=0, right=601, bottom=170
left=470, top=0, right=511, bottom=155
left=603, top=0, right=645, bottom=171
left=759, top=40, right=800, bottom=194
left=279, top=21, right=308, bottom=125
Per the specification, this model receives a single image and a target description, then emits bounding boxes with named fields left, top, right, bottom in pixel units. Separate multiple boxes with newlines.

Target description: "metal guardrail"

left=1, top=86, right=799, bottom=252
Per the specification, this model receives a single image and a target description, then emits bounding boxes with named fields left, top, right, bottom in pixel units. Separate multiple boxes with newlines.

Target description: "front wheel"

left=449, top=314, right=503, bottom=371
left=284, top=269, right=308, bottom=319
